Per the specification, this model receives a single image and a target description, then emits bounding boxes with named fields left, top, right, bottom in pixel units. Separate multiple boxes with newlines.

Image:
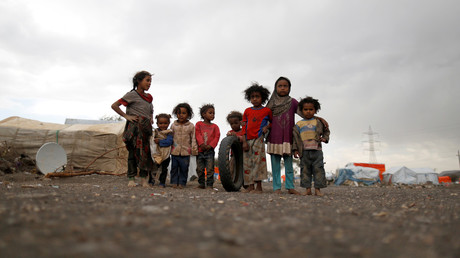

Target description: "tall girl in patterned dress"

left=241, top=83, right=272, bottom=193
left=111, top=71, right=154, bottom=187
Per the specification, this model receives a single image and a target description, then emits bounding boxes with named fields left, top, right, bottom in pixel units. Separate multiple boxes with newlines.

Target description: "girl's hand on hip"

left=125, top=115, right=138, bottom=123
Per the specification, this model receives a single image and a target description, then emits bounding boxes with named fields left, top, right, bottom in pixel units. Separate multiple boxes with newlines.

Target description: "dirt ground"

left=1, top=172, right=459, bottom=258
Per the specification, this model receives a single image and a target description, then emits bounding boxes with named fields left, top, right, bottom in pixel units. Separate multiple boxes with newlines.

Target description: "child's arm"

left=195, top=122, right=205, bottom=149
left=315, top=116, right=329, bottom=129
left=111, top=100, right=138, bottom=122
left=208, top=125, right=220, bottom=150
left=292, top=125, right=302, bottom=159
left=241, top=110, right=249, bottom=151
left=321, top=123, right=330, bottom=143
left=159, top=134, right=174, bottom=147
left=190, top=124, right=199, bottom=156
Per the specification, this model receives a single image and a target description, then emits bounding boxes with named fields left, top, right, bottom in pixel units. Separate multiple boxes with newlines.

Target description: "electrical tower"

left=363, top=126, right=379, bottom=164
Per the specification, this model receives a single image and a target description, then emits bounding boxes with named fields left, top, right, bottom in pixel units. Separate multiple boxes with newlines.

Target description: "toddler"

left=150, top=113, right=173, bottom=187
left=195, top=104, right=220, bottom=189
left=293, top=96, right=330, bottom=196
left=170, top=103, right=198, bottom=188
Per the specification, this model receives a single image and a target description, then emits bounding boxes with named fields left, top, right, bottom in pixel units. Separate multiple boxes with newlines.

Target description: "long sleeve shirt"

left=195, top=121, right=220, bottom=152
left=242, top=107, right=272, bottom=140
left=170, top=121, right=198, bottom=156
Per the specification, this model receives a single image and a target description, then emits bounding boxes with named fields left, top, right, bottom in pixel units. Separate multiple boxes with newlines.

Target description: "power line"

left=363, top=125, right=380, bottom=164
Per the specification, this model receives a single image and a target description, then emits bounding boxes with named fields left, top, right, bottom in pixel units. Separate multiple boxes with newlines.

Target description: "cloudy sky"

left=1, top=0, right=459, bottom=173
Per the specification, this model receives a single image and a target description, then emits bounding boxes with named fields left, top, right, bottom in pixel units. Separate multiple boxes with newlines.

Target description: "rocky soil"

left=0, top=172, right=459, bottom=258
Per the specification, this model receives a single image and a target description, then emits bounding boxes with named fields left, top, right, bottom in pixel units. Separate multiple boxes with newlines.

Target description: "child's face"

left=228, top=117, right=241, bottom=132
left=276, top=79, right=290, bottom=97
left=202, top=108, right=215, bottom=122
left=176, top=107, right=189, bottom=123
left=156, top=117, right=170, bottom=131
left=250, top=91, right=263, bottom=107
left=138, top=76, right=152, bottom=91
left=301, top=103, right=316, bottom=119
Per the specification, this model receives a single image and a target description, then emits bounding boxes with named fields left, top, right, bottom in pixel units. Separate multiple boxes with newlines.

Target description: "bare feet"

left=141, top=177, right=150, bottom=188
left=251, top=189, right=263, bottom=194
left=274, top=189, right=282, bottom=194
left=288, top=189, right=301, bottom=195
left=128, top=180, right=136, bottom=187
left=241, top=184, right=254, bottom=193
left=303, top=188, right=313, bottom=196
left=178, top=185, right=184, bottom=189
left=315, top=188, right=324, bottom=196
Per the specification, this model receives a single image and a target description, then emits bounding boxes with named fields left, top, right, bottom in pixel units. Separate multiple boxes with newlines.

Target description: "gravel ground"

left=1, top=172, right=459, bottom=258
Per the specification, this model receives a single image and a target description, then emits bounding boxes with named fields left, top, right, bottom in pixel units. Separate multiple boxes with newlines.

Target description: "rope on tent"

left=44, top=146, right=126, bottom=178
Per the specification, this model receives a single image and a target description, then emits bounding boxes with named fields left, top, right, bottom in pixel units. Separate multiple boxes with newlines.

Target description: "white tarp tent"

left=382, top=166, right=418, bottom=184
left=334, top=164, right=381, bottom=185
left=411, top=167, right=439, bottom=185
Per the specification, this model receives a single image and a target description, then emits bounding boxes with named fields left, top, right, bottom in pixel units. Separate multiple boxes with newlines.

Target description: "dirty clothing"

left=152, top=128, right=173, bottom=164
left=123, top=118, right=153, bottom=178
left=157, top=157, right=171, bottom=186
left=170, top=121, right=198, bottom=156
left=292, top=118, right=330, bottom=154
left=243, top=137, right=268, bottom=185
left=195, top=121, right=220, bottom=153
left=196, top=149, right=215, bottom=187
left=293, top=117, right=330, bottom=189
left=299, top=149, right=327, bottom=189
left=170, top=155, right=190, bottom=186
left=119, top=90, right=153, bottom=122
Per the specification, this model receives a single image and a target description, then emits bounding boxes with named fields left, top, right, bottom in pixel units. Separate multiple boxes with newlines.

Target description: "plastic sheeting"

left=0, top=116, right=128, bottom=174
left=382, top=166, right=418, bottom=184
left=334, top=165, right=381, bottom=186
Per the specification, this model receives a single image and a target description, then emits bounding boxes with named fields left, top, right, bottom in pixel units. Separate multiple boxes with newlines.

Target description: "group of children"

left=111, top=71, right=330, bottom=196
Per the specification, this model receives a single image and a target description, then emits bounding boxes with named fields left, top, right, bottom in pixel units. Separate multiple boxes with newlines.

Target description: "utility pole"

left=457, top=150, right=460, bottom=168
left=363, top=126, right=379, bottom=164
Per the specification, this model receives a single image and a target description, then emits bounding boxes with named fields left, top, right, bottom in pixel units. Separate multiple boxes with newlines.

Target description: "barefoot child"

left=150, top=113, right=173, bottom=187
left=195, top=104, right=220, bottom=189
left=293, top=96, right=330, bottom=196
left=241, top=83, right=272, bottom=193
left=170, top=103, right=198, bottom=188
left=266, top=77, right=301, bottom=195
left=111, top=71, right=154, bottom=187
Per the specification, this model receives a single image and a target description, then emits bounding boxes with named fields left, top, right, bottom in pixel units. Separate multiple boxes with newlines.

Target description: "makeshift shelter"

left=411, top=167, right=439, bottom=185
left=351, top=162, right=386, bottom=180
left=334, top=164, right=381, bottom=186
left=382, top=166, right=418, bottom=185
left=439, top=170, right=460, bottom=182
left=0, top=116, right=128, bottom=174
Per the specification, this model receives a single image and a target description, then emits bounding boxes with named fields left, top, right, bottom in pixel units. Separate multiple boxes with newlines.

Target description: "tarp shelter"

left=334, top=164, right=381, bottom=186
left=382, top=166, right=418, bottom=185
left=0, top=116, right=128, bottom=174
left=439, top=170, right=460, bottom=182
left=352, top=163, right=386, bottom=180
left=411, top=167, right=439, bottom=185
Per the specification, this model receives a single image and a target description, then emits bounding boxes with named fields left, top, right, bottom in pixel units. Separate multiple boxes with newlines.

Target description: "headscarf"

left=266, top=76, right=292, bottom=117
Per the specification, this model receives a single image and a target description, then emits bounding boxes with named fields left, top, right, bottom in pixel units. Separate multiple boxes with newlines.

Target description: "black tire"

left=218, top=136, right=244, bottom=192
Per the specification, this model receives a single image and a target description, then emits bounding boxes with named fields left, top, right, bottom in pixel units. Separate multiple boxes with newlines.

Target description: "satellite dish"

left=36, top=142, right=67, bottom=174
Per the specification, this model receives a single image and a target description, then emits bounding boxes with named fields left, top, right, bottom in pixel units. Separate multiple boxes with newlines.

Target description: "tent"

left=334, top=164, right=381, bottom=186
left=382, top=166, right=418, bottom=185
left=439, top=170, right=460, bottom=182
left=411, top=167, right=439, bottom=185
left=0, top=116, right=128, bottom=174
